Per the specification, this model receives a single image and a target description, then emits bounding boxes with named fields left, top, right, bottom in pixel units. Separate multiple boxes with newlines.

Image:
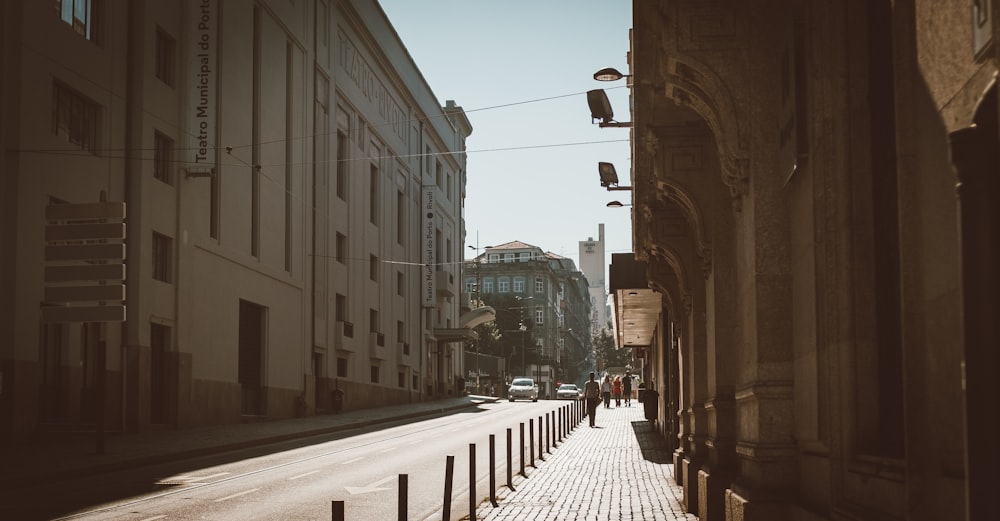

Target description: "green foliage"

left=594, top=325, right=630, bottom=370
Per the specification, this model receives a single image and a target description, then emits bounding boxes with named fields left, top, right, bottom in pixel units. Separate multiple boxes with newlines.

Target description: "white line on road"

left=215, top=488, right=259, bottom=502
left=341, top=457, right=364, bottom=465
left=377, top=447, right=397, bottom=454
left=405, top=438, right=424, bottom=445
left=289, top=470, right=320, bottom=480
left=138, top=516, right=167, bottom=521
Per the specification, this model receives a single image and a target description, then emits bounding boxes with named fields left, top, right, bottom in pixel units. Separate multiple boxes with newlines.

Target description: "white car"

left=507, top=377, right=538, bottom=402
left=556, top=383, right=583, bottom=400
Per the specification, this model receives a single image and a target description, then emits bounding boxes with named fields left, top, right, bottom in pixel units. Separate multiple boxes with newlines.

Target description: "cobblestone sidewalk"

left=474, top=403, right=698, bottom=521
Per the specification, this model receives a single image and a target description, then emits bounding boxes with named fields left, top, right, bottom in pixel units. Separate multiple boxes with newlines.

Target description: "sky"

left=378, top=0, right=634, bottom=284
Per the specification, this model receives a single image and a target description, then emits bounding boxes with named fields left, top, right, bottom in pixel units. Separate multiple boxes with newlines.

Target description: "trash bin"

left=643, top=389, right=659, bottom=421
left=331, top=388, right=344, bottom=414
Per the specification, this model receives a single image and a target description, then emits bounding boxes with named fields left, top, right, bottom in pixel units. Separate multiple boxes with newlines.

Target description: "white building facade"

left=578, top=224, right=608, bottom=336
left=0, top=0, right=470, bottom=437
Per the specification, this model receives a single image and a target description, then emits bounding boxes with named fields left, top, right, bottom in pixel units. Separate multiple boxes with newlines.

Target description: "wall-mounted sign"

left=189, top=0, right=217, bottom=167
left=422, top=186, right=436, bottom=307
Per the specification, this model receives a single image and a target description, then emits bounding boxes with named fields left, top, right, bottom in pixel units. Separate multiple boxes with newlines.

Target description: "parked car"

left=556, top=383, right=583, bottom=400
left=508, top=377, right=539, bottom=402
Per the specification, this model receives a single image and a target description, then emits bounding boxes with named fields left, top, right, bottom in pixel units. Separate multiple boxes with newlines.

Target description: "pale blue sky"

left=379, top=1, right=634, bottom=282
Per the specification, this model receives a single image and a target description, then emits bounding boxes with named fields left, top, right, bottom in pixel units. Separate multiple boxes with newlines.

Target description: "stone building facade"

left=610, top=1, right=998, bottom=520
left=0, top=0, right=471, bottom=438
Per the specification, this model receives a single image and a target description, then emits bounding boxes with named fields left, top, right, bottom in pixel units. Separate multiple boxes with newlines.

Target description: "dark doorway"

left=239, top=300, right=266, bottom=416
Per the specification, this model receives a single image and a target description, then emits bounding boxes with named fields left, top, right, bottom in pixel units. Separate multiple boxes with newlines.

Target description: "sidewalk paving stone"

left=475, top=403, right=697, bottom=521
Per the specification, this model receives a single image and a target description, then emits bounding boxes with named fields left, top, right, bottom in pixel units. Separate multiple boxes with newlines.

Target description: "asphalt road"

left=2, top=400, right=578, bottom=521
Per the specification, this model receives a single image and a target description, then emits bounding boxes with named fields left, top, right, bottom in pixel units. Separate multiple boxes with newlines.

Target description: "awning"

left=433, top=327, right=479, bottom=343
left=460, top=306, right=496, bottom=329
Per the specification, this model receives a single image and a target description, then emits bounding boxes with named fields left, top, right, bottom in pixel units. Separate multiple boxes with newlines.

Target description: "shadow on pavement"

left=630, top=420, right=672, bottom=464
left=0, top=403, right=490, bottom=521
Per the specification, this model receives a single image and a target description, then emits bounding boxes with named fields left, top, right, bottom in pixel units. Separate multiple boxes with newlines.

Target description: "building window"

left=488, top=254, right=500, bottom=263
left=370, top=254, right=379, bottom=282
left=535, top=277, right=544, bottom=293
left=412, top=374, right=419, bottom=390
left=465, top=278, right=475, bottom=293
left=504, top=253, right=514, bottom=263
left=398, top=371, right=406, bottom=388
left=396, top=190, right=405, bottom=245
left=435, top=161, right=443, bottom=189
left=535, top=307, right=544, bottom=325
left=335, top=293, right=346, bottom=321
left=153, top=131, right=174, bottom=185
left=155, top=27, right=175, bottom=86
left=397, top=271, right=405, bottom=296
left=513, top=277, right=525, bottom=293
left=52, top=82, right=100, bottom=154
left=498, top=278, right=510, bottom=293
left=369, top=165, right=379, bottom=225
left=337, top=357, right=348, bottom=377
left=446, top=173, right=452, bottom=200
left=397, top=320, right=405, bottom=343
left=482, top=278, right=494, bottom=293
left=336, top=130, right=347, bottom=200
left=370, top=364, right=380, bottom=383
left=55, top=0, right=100, bottom=42
left=152, top=232, right=172, bottom=283
left=336, top=233, right=346, bottom=264
left=369, top=308, right=379, bottom=333
left=519, top=252, right=531, bottom=262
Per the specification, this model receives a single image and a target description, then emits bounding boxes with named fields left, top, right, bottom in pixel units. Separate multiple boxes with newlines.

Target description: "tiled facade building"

left=609, top=1, right=999, bottom=520
left=0, top=0, right=471, bottom=438
left=464, top=241, right=592, bottom=396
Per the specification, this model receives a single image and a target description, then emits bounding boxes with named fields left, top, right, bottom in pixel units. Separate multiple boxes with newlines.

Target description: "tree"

left=594, top=324, right=630, bottom=372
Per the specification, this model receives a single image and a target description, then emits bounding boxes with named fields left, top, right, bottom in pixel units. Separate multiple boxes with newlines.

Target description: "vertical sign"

left=422, top=187, right=436, bottom=307
left=190, top=0, right=217, bottom=167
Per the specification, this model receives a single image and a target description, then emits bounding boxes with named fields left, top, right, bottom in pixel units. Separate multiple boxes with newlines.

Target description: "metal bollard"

left=399, top=474, right=407, bottom=521
left=469, top=444, right=476, bottom=521
left=506, top=428, right=515, bottom=491
left=529, top=418, right=535, bottom=467
left=443, top=455, right=455, bottom=521
left=545, top=413, right=551, bottom=453
left=537, top=415, right=544, bottom=461
left=519, top=422, right=526, bottom=477
left=332, top=500, right=345, bottom=521
left=489, top=434, right=498, bottom=506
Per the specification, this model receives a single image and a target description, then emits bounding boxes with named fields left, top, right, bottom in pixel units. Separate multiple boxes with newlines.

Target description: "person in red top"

left=612, top=375, right=623, bottom=407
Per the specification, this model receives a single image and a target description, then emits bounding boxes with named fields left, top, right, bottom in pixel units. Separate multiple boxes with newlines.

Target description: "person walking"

left=623, top=371, right=633, bottom=407
left=601, top=374, right=613, bottom=408
left=584, top=372, right=601, bottom=427
left=612, top=375, right=623, bottom=407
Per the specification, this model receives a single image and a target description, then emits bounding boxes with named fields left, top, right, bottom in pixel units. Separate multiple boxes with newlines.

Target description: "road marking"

left=289, top=470, right=319, bottom=480
left=341, top=457, right=364, bottom=465
left=377, top=447, right=397, bottom=454
left=139, top=516, right=167, bottom=521
left=345, top=475, right=397, bottom=495
left=161, top=472, right=230, bottom=484
left=215, top=488, right=259, bottom=502
left=405, top=438, right=424, bottom=445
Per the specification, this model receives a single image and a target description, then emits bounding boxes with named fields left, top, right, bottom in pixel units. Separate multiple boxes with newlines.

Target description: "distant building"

left=0, top=0, right=470, bottom=438
left=578, top=224, right=609, bottom=336
left=464, top=241, right=592, bottom=395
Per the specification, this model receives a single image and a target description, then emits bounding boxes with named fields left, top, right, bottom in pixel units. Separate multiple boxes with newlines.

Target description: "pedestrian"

left=601, top=373, right=613, bottom=408
left=584, top=372, right=601, bottom=427
left=623, top=371, right=633, bottom=407
left=612, top=375, right=623, bottom=407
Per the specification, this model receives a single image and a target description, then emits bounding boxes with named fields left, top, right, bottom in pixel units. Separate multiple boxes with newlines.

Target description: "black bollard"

left=399, top=474, right=407, bottom=521
left=443, top=455, right=455, bottom=521
left=469, top=444, right=476, bottom=521
left=545, top=413, right=551, bottom=454
left=519, top=422, right=526, bottom=477
left=529, top=418, right=535, bottom=467
left=489, top=434, right=498, bottom=507
left=537, top=415, right=544, bottom=461
left=506, top=428, right=515, bottom=491
left=332, top=500, right=345, bottom=521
